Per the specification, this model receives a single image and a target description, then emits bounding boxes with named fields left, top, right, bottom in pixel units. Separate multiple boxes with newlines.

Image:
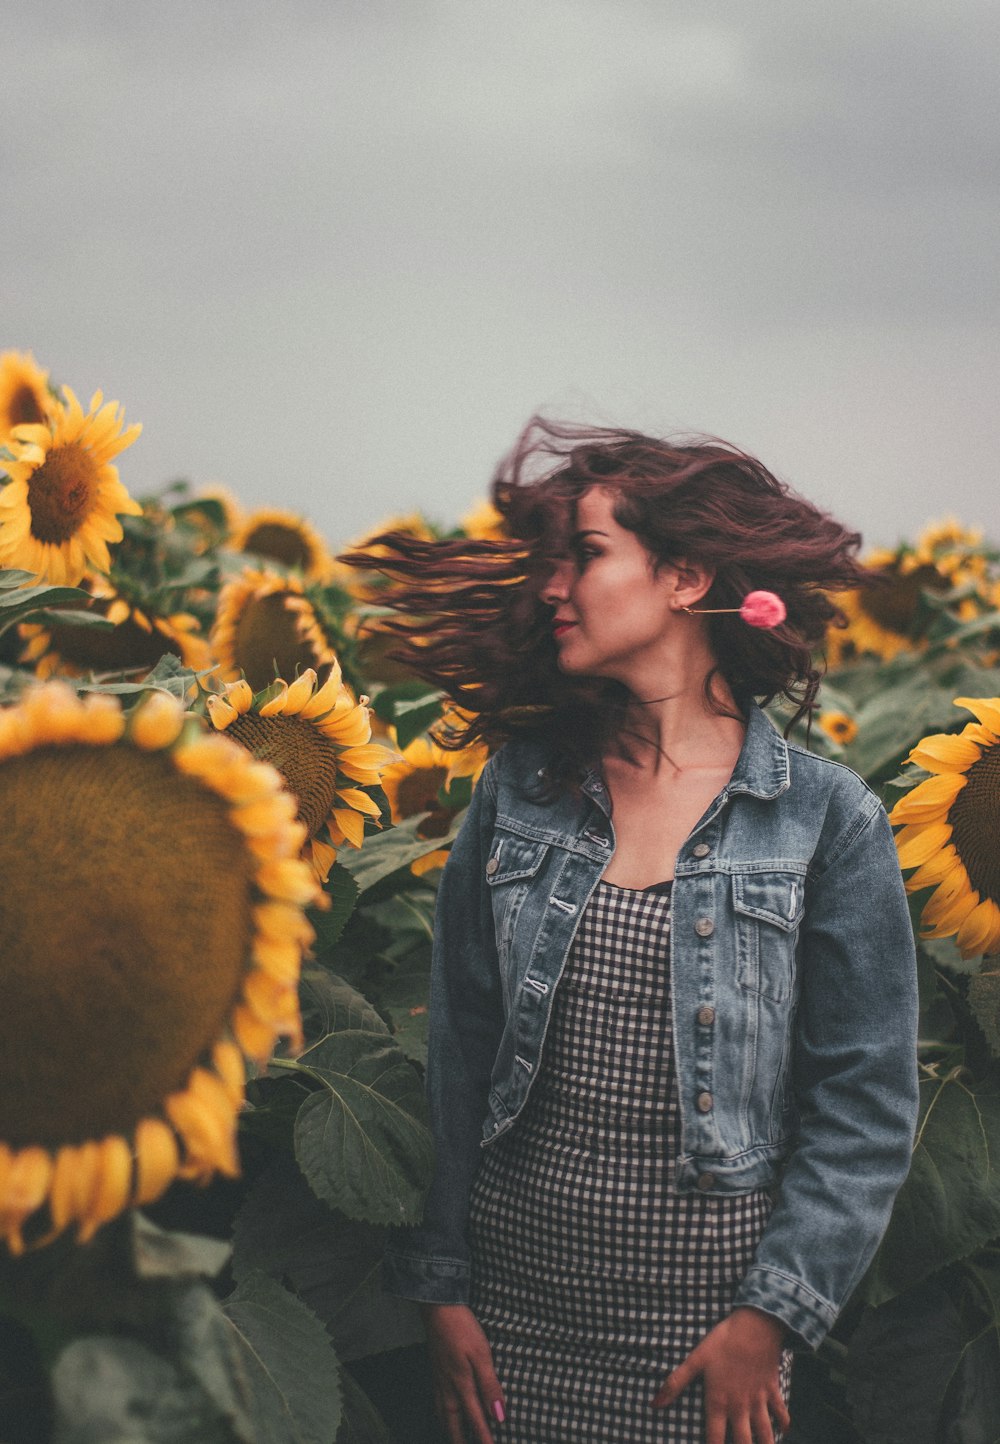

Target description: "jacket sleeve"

left=382, top=755, right=504, bottom=1304
left=731, top=797, right=919, bottom=1348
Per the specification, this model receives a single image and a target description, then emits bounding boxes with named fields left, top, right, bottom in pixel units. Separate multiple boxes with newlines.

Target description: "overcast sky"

left=4, top=0, right=998, bottom=550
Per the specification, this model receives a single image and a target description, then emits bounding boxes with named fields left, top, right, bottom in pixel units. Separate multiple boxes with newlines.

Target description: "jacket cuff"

left=382, top=1247, right=471, bottom=1306
left=732, top=1264, right=838, bottom=1350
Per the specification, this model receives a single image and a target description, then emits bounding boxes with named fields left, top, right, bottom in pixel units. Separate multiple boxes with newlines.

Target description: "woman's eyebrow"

left=572, top=529, right=609, bottom=541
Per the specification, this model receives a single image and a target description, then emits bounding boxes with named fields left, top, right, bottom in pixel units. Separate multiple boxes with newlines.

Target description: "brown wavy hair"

left=340, top=418, right=867, bottom=785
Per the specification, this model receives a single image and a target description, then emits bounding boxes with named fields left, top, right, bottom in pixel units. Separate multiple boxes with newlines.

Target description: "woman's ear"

left=667, top=559, right=716, bottom=610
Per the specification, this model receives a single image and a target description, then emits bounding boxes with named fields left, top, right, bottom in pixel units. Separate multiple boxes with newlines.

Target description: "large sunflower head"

left=20, top=574, right=211, bottom=680
left=211, top=567, right=338, bottom=692
left=0, top=386, right=142, bottom=586
left=890, top=696, right=1000, bottom=958
left=207, top=667, right=389, bottom=880
left=231, top=508, right=333, bottom=581
left=0, top=682, right=320, bottom=1253
left=0, top=351, right=58, bottom=444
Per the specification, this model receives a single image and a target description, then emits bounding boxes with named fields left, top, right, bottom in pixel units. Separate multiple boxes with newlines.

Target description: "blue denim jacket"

left=383, top=703, right=919, bottom=1349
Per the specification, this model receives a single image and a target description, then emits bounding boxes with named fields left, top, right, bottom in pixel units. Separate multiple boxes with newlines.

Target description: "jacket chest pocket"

left=732, top=872, right=805, bottom=1003
left=485, top=835, right=550, bottom=990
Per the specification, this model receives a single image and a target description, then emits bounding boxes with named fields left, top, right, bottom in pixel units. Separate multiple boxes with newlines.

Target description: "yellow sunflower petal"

left=282, top=669, right=318, bottom=714
left=956, top=899, right=1000, bottom=958
left=129, top=692, right=187, bottom=751
left=895, top=822, right=954, bottom=870
left=411, top=848, right=450, bottom=876
left=330, top=807, right=366, bottom=848
left=888, top=772, right=967, bottom=824
left=223, top=679, right=254, bottom=713
left=207, top=695, right=240, bottom=730
left=258, top=681, right=289, bottom=717
left=335, top=787, right=383, bottom=819
left=909, top=732, right=985, bottom=773
left=953, top=697, right=1000, bottom=736
left=132, top=1119, right=182, bottom=1207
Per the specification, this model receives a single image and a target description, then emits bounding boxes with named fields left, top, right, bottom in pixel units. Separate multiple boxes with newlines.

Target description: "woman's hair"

left=340, top=417, right=867, bottom=785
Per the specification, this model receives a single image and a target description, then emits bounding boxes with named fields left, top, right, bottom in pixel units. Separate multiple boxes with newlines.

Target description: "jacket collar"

left=726, top=701, right=791, bottom=800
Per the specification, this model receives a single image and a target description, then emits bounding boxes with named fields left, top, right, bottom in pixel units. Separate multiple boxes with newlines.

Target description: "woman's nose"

left=541, top=559, right=572, bottom=606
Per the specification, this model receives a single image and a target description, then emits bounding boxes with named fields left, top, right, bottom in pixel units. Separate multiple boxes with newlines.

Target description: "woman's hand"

left=652, top=1307, right=791, bottom=1444
left=422, top=1302, right=506, bottom=1444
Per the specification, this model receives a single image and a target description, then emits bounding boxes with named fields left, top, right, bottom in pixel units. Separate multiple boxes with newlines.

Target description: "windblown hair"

left=340, top=418, right=867, bottom=785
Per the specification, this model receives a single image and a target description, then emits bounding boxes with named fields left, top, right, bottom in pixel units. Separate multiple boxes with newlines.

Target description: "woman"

left=362, top=421, right=919, bottom=1444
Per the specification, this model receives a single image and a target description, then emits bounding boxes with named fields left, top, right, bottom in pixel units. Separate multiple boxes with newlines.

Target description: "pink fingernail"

left=493, top=1399, right=506, bottom=1422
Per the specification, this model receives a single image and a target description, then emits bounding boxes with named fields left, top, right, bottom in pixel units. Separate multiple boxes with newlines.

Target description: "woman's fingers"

left=768, top=1377, right=792, bottom=1436
left=651, top=1344, right=702, bottom=1408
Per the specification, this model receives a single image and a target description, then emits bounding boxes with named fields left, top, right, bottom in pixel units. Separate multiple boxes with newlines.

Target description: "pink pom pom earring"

left=681, top=590, right=787, bottom=629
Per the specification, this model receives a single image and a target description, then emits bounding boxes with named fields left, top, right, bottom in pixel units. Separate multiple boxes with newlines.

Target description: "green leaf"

left=310, top=865, right=361, bottom=955
left=370, top=680, right=442, bottom=725
left=50, top=1334, right=240, bottom=1444
left=232, top=1157, right=423, bottom=1362
left=393, top=694, right=445, bottom=750
left=221, top=1272, right=342, bottom=1444
left=0, top=583, right=92, bottom=637
left=845, top=1279, right=966, bottom=1444
left=867, top=1072, right=1000, bottom=1303
left=286, top=1031, right=432, bottom=1225
left=296, top=970, right=390, bottom=1042
left=132, top=1214, right=231, bottom=1280
left=335, top=1373, right=393, bottom=1444
left=339, top=811, right=465, bottom=897
left=969, top=971, right=1000, bottom=1058
left=28, top=608, right=116, bottom=630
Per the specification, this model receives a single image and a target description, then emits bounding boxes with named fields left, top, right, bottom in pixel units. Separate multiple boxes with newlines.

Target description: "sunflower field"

left=0, top=350, right=999, bottom=1443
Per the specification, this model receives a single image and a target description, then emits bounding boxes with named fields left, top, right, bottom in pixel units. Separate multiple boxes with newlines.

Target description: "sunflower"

left=0, top=387, right=142, bottom=586
left=20, top=575, right=211, bottom=679
left=207, top=667, right=390, bottom=880
left=381, top=725, right=489, bottom=875
left=172, top=485, right=243, bottom=552
left=231, top=507, right=333, bottom=581
left=211, top=567, right=338, bottom=692
left=826, top=532, right=996, bottom=666
left=0, top=682, right=320, bottom=1252
left=818, top=711, right=858, bottom=746
left=890, top=696, right=1000, bottom=958
left=0, top=351, right=58, bottom=443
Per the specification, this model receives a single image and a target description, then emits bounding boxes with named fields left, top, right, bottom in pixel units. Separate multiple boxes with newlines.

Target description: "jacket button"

left=692, top=843, right=710, bottom=858
left=696, top=1005, right=716, bottom=1026
left=696, top=1091, right=714, bottom=1113
left=696, top=1171, right=716, bottom=1191
left=694, top=916, right=715, bottom=937
left=485, top=858, right=499, bottom=876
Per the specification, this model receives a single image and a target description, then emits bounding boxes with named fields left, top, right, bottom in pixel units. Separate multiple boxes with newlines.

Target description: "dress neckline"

left=598, top=877, right=673, bottom=896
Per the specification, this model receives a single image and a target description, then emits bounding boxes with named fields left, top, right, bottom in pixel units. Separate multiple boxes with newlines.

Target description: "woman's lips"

left=552, top=621, right=577, bottom=639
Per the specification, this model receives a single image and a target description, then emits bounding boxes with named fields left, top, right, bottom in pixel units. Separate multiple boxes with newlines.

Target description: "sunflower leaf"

left=338, top=810, right=467, bottom=896
left=968, top=972, right=1000, bottom=1059
left=864, top=1072, right=1000, bottom=1305
left=221, top=1271, right=343, bottom=1444
left=50, top=1332, right=242, bottom=1444
left=232, top=1155, right=423, bottom=1362
left=335, top=1372, right=393, bottom=1444
left=290, top=1031, right=433, bottom=1226
left=311, top=863, right=360, bottom=951
left=0, top=584, right=91, bottom=636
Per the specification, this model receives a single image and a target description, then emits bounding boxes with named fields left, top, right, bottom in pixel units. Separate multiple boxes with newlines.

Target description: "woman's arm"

left=731, top=801, right=919, bottom=1346
left=382, top=756, right=505, bottom=1304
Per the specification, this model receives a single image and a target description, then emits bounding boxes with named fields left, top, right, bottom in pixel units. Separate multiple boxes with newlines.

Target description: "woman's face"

left=540, top=486, right=700, bottom=681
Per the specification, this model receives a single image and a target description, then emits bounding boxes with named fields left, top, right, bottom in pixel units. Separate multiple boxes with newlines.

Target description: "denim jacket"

left=383, top=703, right=919, bottom=1349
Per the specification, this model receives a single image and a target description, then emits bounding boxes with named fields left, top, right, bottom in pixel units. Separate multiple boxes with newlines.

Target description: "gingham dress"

left=468, top=879, right=791, bottom=1442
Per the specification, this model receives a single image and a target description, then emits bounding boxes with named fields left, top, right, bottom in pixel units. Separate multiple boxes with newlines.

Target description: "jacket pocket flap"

left=485, top=835, right=548, bottom=884
left=732, top=873, right=804, bottom=932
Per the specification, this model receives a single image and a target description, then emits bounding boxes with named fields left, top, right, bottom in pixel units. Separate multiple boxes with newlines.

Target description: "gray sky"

left=4, top=0, right=998, bottom=550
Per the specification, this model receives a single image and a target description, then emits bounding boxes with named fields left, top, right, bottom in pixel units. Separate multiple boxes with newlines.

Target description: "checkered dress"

left=468, top=880, right=792, bottom=1442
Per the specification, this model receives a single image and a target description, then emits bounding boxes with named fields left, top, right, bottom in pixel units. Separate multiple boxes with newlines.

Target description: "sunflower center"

left=227, top=714, right=339, bottom=837
left=243, top=523, right=313, bottom=571
left=44, top=607, right=182, bottom=675
left=8, top=384, right=45, bottom=428
left=948, top=742, right=1000, bottom=906
left=0, top=745, right=254, bottom=1148
left=27, top=442, right=101, bottom=544
left=862, top=563, right=948, bottom=635
left=233, top=592, right=325, bottom=693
